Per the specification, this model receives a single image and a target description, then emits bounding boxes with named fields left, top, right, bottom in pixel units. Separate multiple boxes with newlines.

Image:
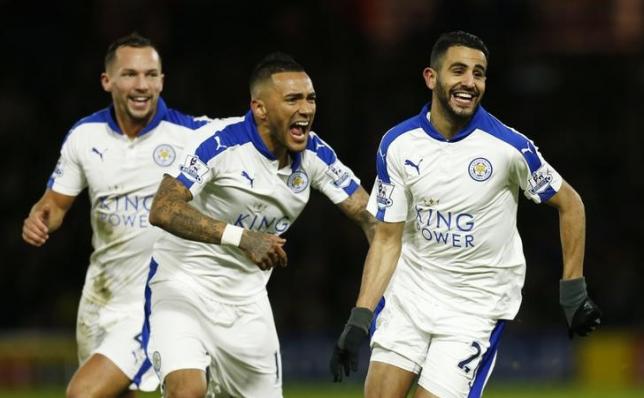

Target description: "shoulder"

left=378, top=113, right=424, bottom=156
left=163, top=108, right=213, bottom=131
left=474, top=110, right=531, bottom=153
left=304, top=132, right=340, bottom=165
left=62, top=107, right=111, bottom=145
left=189, top=116, right=249, bottom=162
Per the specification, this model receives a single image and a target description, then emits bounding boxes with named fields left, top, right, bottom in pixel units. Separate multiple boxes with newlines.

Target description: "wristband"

left=221, top=224, right=244, bottom=247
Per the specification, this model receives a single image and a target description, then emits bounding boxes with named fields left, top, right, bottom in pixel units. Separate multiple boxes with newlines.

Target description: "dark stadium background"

left=1, top=0, right=642, bottom=391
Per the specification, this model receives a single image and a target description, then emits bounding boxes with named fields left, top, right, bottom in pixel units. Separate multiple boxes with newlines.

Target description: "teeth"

left=294, top=121, right=308, bottom=127
left=454, top=93, right=473, bottom=99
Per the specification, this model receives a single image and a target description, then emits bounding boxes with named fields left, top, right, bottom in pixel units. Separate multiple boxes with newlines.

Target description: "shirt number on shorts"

left=457, top=341, right=482, bottom=374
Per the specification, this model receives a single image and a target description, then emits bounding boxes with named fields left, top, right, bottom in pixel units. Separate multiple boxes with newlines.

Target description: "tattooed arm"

left=150, top=174, right=287, bottom=269
left=336, top=186, right=378, bottom=244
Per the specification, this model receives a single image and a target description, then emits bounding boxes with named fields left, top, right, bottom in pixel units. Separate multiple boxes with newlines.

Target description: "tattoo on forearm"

left=151, top=176, right=225, bottom=244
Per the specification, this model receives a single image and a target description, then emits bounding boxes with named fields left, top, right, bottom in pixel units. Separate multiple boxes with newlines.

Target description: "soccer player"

left=329, top=31, right=602, bottom=398
left=21, top=33, right=211, bottom=398
left=143, top=52, right=376, bottom=398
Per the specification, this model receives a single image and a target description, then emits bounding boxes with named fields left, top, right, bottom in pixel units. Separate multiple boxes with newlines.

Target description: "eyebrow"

left=448, top=62, right=486, bottom=72
left=120, top=68, right=161, bottom=73
left=283, top=91, right=316, bottom=99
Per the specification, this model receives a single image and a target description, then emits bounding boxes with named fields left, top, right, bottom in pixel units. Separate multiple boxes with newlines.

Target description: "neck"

left=115, top=112, right=153, bottom=139
left=429, top=101, right=471, bottom=141
left=257, top=123, right=289, bottom=168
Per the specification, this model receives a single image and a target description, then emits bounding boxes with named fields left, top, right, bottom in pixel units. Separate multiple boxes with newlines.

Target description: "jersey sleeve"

left=46, top=128, right=86, bottom=196
left=513, top=139, right=563, bottom=204
left=367, top=137, right=408, bottom=222
left=174, top=124, right=223, bottom=198
left=306, top=133, right=361, bottom=204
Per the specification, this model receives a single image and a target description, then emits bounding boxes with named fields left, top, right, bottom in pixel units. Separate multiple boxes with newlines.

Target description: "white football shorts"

left=76, top=295, right=158, bottom=391
left=370, top=290, right=506, bottom=398
left=145, top=259, right=282, bottom=398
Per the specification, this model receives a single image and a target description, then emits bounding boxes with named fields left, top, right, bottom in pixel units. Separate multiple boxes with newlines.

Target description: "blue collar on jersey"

left=105, top=97, right=169, bottom=137
left=418, top=102, right=486, bottom=142
left=242, top=110, right=303, bottom=171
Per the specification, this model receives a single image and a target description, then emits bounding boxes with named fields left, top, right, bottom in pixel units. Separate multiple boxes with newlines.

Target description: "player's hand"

left=22, top=205, right=51, bottom=247
left=239, top=230, right=287, bottom=270
left=566, top=297, right=602, bottom=338
left=330, top=307, right=372, bottom=382
left=559, top=277, right=601, bottom=338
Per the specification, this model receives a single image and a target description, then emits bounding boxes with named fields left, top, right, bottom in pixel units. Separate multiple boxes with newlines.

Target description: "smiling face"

left=424, top=45, right=487, bottom=124
left=251, top=71, right=316, bottom=156
left=100, top=46, right=164, bottom=134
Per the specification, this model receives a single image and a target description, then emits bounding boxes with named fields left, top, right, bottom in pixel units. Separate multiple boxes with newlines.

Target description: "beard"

left=434, top=80, right=478, bottom=124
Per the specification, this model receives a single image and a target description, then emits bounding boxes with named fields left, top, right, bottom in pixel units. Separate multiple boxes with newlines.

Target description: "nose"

left=461, top=72, right=475, bottom=88
left=134, top=74, right=149, bottom=91
left=298, top=100, right=315, bottom=116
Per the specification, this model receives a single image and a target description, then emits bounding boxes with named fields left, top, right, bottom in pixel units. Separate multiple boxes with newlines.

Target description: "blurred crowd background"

left=1, top=0, right=642, bottom=389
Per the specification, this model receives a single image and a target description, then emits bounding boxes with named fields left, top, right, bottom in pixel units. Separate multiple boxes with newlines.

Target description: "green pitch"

left=0, top=384, right=642, bottom=398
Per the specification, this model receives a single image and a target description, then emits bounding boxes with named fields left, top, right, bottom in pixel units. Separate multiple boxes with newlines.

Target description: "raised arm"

left=546, top=180, right=600, bottom=337
left=149, top=174, right=287, bottom=270
left=336, top=186, right=378, bottom=244
left=22, top=189, right=76, bottom=247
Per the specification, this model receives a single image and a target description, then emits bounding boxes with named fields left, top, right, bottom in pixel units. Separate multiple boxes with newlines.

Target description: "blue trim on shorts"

left=132, top=258, right=159, bottom=387
left=468, top=320, right=506, bottom=398
left=369, top=297, right=386, bottom=337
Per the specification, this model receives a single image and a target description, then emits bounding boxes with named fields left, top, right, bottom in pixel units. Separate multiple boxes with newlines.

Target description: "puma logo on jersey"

left=214, top=136, right=227, bottom=151
left=521, top=141, right=533, bottom=154
left=404, top=159, right=423, bottom=175
left=91, top=147, right=105, bottom=160
left=241, top=170, right=254, bottom=187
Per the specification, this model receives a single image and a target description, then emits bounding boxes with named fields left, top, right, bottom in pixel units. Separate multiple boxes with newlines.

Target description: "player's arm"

left=546, top=180, right=585, bottom=280
left=355, top=220, right=404, bottom=309
left=330, top=220, right=404, bottom=381
left=546, top=180, right=600, bottom=337
left=149, top=174, right=287, bottom=269
left=336, top=186, right=378, bottom=243
left=22, top=189, right=76, bottom=247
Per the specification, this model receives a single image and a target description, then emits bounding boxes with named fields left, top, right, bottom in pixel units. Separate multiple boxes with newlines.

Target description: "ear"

left=100, top=72, right=111, bottom=92
left=159, top=73, right=165, bottom=93
left=250, top=98, right=267, bottom=120
left=423, top=67, right=437, bottom=90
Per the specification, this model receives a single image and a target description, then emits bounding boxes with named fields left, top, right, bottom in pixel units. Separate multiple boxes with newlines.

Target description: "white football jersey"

left=48, top=98, right=211, bottom=306
left=368, top=104, right=563, bottom=320
left=151, top=111, right=360, bottom=304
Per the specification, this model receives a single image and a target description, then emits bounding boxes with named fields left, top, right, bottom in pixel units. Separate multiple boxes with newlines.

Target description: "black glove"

left=330, top=307, right=373, bottom=382
left=560, top=277, right=602, bottom=338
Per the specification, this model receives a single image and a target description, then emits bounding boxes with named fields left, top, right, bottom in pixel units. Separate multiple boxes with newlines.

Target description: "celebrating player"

left=144, top=52, right=376, bottom=398
left=21, top=33, right=211, bottom=398
left=329, top=31, right=601, bottom=398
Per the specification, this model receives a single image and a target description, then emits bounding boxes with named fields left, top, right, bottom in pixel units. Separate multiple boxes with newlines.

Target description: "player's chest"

left=210, top=154, right=311, bottom=216
left=401, top=140, right=511, bottom=204
left=81, top=135, right=181, bottom=193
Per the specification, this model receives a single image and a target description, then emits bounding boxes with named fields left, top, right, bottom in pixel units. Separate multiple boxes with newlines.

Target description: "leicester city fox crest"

left=287, top=170, right=309, bottom=193
left=468, top=158, right=493, bottom=181
left=153, top=144, right=176, bottom=167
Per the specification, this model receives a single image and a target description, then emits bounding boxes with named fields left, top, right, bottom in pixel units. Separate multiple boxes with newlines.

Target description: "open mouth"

left=451, top=91, right=477, bottom=107
left=128, top=96, right=151, bottom=110
left=289, top=120, right=309, bottom=143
